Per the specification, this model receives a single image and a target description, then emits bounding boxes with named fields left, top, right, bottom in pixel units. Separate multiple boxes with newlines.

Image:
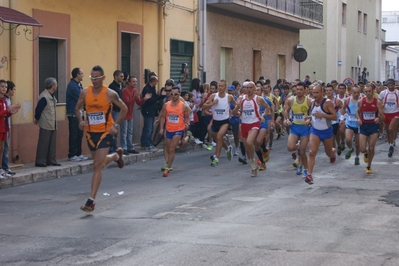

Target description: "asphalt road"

left=1, top=136, right=399, bottom=266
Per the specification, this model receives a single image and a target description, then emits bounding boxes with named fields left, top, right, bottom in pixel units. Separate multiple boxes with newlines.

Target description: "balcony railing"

left=250, top=0, right=323, bottom=24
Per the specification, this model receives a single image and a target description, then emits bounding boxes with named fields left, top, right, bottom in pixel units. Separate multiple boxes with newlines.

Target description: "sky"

left=382, top=0, right=399, bottom=11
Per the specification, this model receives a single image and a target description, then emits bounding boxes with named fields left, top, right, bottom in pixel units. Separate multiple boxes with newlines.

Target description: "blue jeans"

left=110, top=111, right=120, bottom=153
left=141, top=115, right=154, bottom=147
left=120, top=119, right=135, bottom=151
left=2, top=132, right=10, bottom=169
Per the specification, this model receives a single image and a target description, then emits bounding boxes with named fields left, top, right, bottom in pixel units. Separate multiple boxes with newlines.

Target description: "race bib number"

left=386, top=102, right=396, bottom=107
left=214, top=109, right=226, bottom=118
left=168, top=114, right=179, bottom=124
left=242, top=109, right=254, bottom=117
left=292, top=113, right=305, bottom=122
left=87, top=112, right=105, bottom=125
left=347, top=114, right=357, bottom=121
left=363, top=112, right=375, bottom=120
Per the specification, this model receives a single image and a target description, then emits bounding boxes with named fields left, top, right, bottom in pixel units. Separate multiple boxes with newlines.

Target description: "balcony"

left=207, top=0, right=323, bottom=30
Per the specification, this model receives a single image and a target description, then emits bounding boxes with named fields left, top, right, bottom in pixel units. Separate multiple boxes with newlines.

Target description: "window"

left=376, top=19, right=380, bottom=38
left=38, top=37, right=66, bottom=103
left=363, top=13, right=368, bottom=34
left=170, top=40, right=194, bottom=91
left=253, top=50, right=261, bottom=82
left=120, top=32, right=141, bottom=80
left=382, top=17, right=387, bottom=23
left=342, top=3, right=347, bottom=26
left=277, top=55, right=286, bottom=80
left=358, top=11, right=362, bottom=32
left=220, top=47, right=233, bottom=84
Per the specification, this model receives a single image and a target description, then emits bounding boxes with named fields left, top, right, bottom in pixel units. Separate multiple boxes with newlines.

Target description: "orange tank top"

left=165, top=101, right=185, bottom=132
left=85, top=85, right=114, bottom=132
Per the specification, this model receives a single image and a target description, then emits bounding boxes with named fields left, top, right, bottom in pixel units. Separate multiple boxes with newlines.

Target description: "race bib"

left=363, top=112, right=375, bottom=120
left=292, top=113, right=305, bottom=122
left=347, top=114, right=357, bottom=121
left=87, top=112, right=105, bottom=125
left=214, top=109, right=226, bottom=118
left=168, top=114, right=179, bottom=124
left=242, top=109, right=254, bottom=117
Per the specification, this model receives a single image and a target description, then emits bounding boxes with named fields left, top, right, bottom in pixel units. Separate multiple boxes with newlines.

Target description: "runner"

left=237, top=81, right=271, bottom=176
left=203, top=79, right=237, bottom=166
left=341, top=86, right=362, bottom=165
left=76, top=65, right=128, bottom=212
left=357, top=83, right=385, bottom=174
left=378, top=78, right=399, bottom=157
left=325, top=84, right=343, bottom=155
left=336, top=83, right=348, bottom=154
left=159, top=86, right=191, bottom=177
left=283, top=82, right=312, bottom=178
left=305, top=84, right=337, bottom=185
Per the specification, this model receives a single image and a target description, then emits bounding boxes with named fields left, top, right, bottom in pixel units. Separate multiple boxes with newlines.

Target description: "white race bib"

left=347, top=114, right=357, bottom=121
left=363, top=112, right=375, bottom=120
left=87, top=112, right=105, bottom=125
left=168, top=114, right=179, bottom=124
left=292, top=113, right=305, bottom=122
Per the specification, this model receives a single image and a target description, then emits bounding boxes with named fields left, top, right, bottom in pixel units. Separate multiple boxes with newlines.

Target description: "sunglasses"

left=165, top=90, right=171, bottom=92
left=89, top=75, right=104, bottom=80
left=171, top=93, right=180, bottom=96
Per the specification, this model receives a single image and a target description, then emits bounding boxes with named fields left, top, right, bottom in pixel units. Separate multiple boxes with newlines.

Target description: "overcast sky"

left=382, top=0, right=399, bottom=11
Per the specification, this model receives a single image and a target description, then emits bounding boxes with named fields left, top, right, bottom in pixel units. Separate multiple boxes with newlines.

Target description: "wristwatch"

left=114, top=124, right=119, bottom=129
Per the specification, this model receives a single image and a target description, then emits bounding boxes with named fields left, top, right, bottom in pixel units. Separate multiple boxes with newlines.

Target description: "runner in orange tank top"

left=75, top=65, right=127, bottom=213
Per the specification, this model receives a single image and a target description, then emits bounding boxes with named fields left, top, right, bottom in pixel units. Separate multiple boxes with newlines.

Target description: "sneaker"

left=354, top=157, right=360, bottom=165
left=226, top=145, right=232, bottom=161
left=337, top=147, right=342, bottom=156
left=234, top=148, right=240, bottom=156
left=206, top=145, right=213, bottom=151
left=296, top=165, right=303, bottom=175
left=388, top=146, right=394, bottom=157
left=263, top=150, right=270, bottom=162
left=238, top=156, right=247, bottom=165
left=80, top=203, right=95, bottom=212
left=293, top=158, right=299, bottom=168
left=251, top=167, right=258, bottom=177
left=339, top=143, right=345, bottom=151
left=259, top=162, right=267, bottom=171
left=78, top=155, right=88, bottom=160
left=163, top=168, right=170, bottom=177
left=330, top=154, right=336, bottom=163
left=68, top=155, right=81, bottom=162
left=115, top=148, right=125, bottom=168
left=363, top=152, right=368, bottom=163
left=194, top=138, right=203, bottom=145
left=123, top=150, right=129, bottom=155
left=161, top=162, right=167, bottom=171
left=211, top=141, right=217, bottom=147
left=305, top=173, right=314, bottom=185
left=127, top=150, right=139, bottom=154
left=291, top=152, right=297, bottom=160
left=211, top=158, right=219, bottom=167
left=366, top=166, right=372, bottom=174
left=0, top=169, right=11, bottom=178
left=4, top=169, right=16, bottom=176
left=345, top=148, right=354, bottom=159
left=303, top=169, right=308, bottom=179
left=146, top=146, right=159, bottom=152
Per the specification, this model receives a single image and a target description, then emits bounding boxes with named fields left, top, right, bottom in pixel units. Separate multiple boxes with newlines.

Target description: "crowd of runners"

left=158, top=77, right=398, bottom=184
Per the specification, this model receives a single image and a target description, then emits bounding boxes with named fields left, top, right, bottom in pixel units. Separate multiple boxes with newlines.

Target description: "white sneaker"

left=234, top=148, right=240, bottom=156
left=146, top=146, right=159, bottom=152
left=78, top=155, right=88, bottom=160
left=211, top=141, right=217, bottom=147
left=68, top=156, right=81, bottom=162
left=0, top=169, right=11, bottom=178
left=194, top=138, right=203, bottom=145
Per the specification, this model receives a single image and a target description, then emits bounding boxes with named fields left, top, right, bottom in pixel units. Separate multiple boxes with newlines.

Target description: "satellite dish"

left=294, top=48, right=308, bottom=63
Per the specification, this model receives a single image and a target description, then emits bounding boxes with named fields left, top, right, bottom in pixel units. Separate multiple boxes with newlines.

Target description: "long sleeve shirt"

left=109, top=80, right=123, bottom=112
left=66, top=78, right=83, bottom=115
left=122, top=86, right=145, bottom=120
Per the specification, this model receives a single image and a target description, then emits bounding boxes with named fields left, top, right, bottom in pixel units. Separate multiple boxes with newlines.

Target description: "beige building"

left=0, top=0, right=197, bottom=163
left=202, top=0, right=323, bottom=85
left=300, top=0, right=383, bottom=84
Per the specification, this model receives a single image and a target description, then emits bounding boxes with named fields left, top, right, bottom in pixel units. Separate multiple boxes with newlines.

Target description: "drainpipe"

left=158, top=1, right=165, bottom=89
left=199, top=0, right=207, bottom=82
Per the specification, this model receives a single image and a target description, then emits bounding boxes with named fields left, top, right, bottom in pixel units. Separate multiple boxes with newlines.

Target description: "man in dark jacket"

left=140, top=75, right=164, bottom=152
left=108, top=70, right=124, bottom=153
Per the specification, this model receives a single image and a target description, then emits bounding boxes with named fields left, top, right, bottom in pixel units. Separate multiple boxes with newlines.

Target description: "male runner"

left=336, top=83, right=348, bottom=154
left=325, top=84, right=343, bottom=154
left=76, top=65, right=127, bottom=212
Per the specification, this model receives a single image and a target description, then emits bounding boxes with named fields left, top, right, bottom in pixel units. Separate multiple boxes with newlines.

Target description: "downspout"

left=199, top=0, right=206, bottom=82
left=158, top=1, right=165, bottom=89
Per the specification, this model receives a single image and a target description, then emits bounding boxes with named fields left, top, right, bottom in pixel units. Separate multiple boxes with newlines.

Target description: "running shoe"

left=366, top=166, right=372, bottom=174
left=337, top=147, right=342, bottom=156
left=330, top=154, right=336, bottom=163
left=234, top=148, right=240, bottom=156
left=211, top=141, right=217, bottom=147
left=251, top=167, right=259, bottom=177
left=211, top=159, right=219, bottom=167
left=238, top=156, right=247, bottom=165
left=259, top=163, right=267, bottom=171
left=354, top=157, right=360, bottom=165
left=80, top=203, right=95, bottom=213
left=226, top=145, right=233, bottom=161
left=305, top=173, right=314, bottom=185
left=303, top=169, right=308, bottom=179
left=291, top=152, right=297, bottom=160
left=194, top=138, right=203, bottom=145
left=210, top=155, right=215, bottom=161
left=293, top=158, right=299, bottom=168
left=388, top=146, right=394, bottom=158
left=296, top=165, right=303, bottom=175
left=363, top=152, right=368, bottom=163
left=115, top=148, right=125, bottom=168
left=161, top=162, right=173, bottom=171
left=206, top=145, right=213, bottom=151
left=163, top=168, right=170, bottom=177
left=339, top=143, right=345, bottom=151
left=345, top=147, right=354, bottom=159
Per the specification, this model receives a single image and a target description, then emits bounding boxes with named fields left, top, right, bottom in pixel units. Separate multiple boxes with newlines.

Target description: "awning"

left=0, top=6, right=42, bottom=27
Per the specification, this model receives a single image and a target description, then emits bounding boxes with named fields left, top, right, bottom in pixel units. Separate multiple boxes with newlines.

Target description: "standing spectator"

left=141, top=75, right=164, bottom=152
left=108, top=70, right=124, bottom=153
left=34, top=77, right=60, bottom=167
left=189, top=78, right=203, bottom=143
left=121, top=76, right=151, bottom=155
left=66, top=67, right=88, bottom=162
left=0, top=80, right=20, bottom=177
left=1, top=81, right=17, bottom=176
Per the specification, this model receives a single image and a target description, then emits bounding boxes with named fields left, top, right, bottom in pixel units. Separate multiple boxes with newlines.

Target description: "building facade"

left=300, top=0, right=383, bottom=84
left=0, top=0, right=197, bottom=163
left=382, top=11, right=399, bottom=41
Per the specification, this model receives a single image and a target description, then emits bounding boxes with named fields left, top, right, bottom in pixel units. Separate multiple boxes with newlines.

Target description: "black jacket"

left=141, top=83, right=164, bottom=117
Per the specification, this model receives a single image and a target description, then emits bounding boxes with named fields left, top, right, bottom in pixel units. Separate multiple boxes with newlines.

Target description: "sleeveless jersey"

left=310, top=98, right=331, bottom=130
left=378, top=89, right=399, bottom=114
left=240, top=95, right=260, bottom=124
left=85, top=85, right=113, bottom=133
left=331, top=97, right=339, bottom=125
left=212, top=93, right=230, bottom=121
left=345, top=97, right=359, bottom=128
left=165, top=101, right=185, bottom=132
left=360, top=97, right=378, bottom=124
left=291, top=96, right=309, bottom=125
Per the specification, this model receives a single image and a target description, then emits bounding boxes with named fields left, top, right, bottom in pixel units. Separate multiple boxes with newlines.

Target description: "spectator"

left=66, top=67, right=88, bottom=162
left=108, top=70, right=124, bottom=153
left=34, top=77, right=60, bottom=167
left=0, top=56, right=8, bottom=69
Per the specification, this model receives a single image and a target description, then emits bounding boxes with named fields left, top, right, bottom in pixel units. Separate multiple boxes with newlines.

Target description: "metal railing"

left=249, top=0, right=323, bottom=24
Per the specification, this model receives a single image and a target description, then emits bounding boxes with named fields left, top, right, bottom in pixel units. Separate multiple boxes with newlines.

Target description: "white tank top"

left=212, top=93, right=230, bottom=121
left=379, top=89, right=399, bottom=114
left=240, top=95, right=260, bottom=124
left=311, top=98, right=331, bottom=130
